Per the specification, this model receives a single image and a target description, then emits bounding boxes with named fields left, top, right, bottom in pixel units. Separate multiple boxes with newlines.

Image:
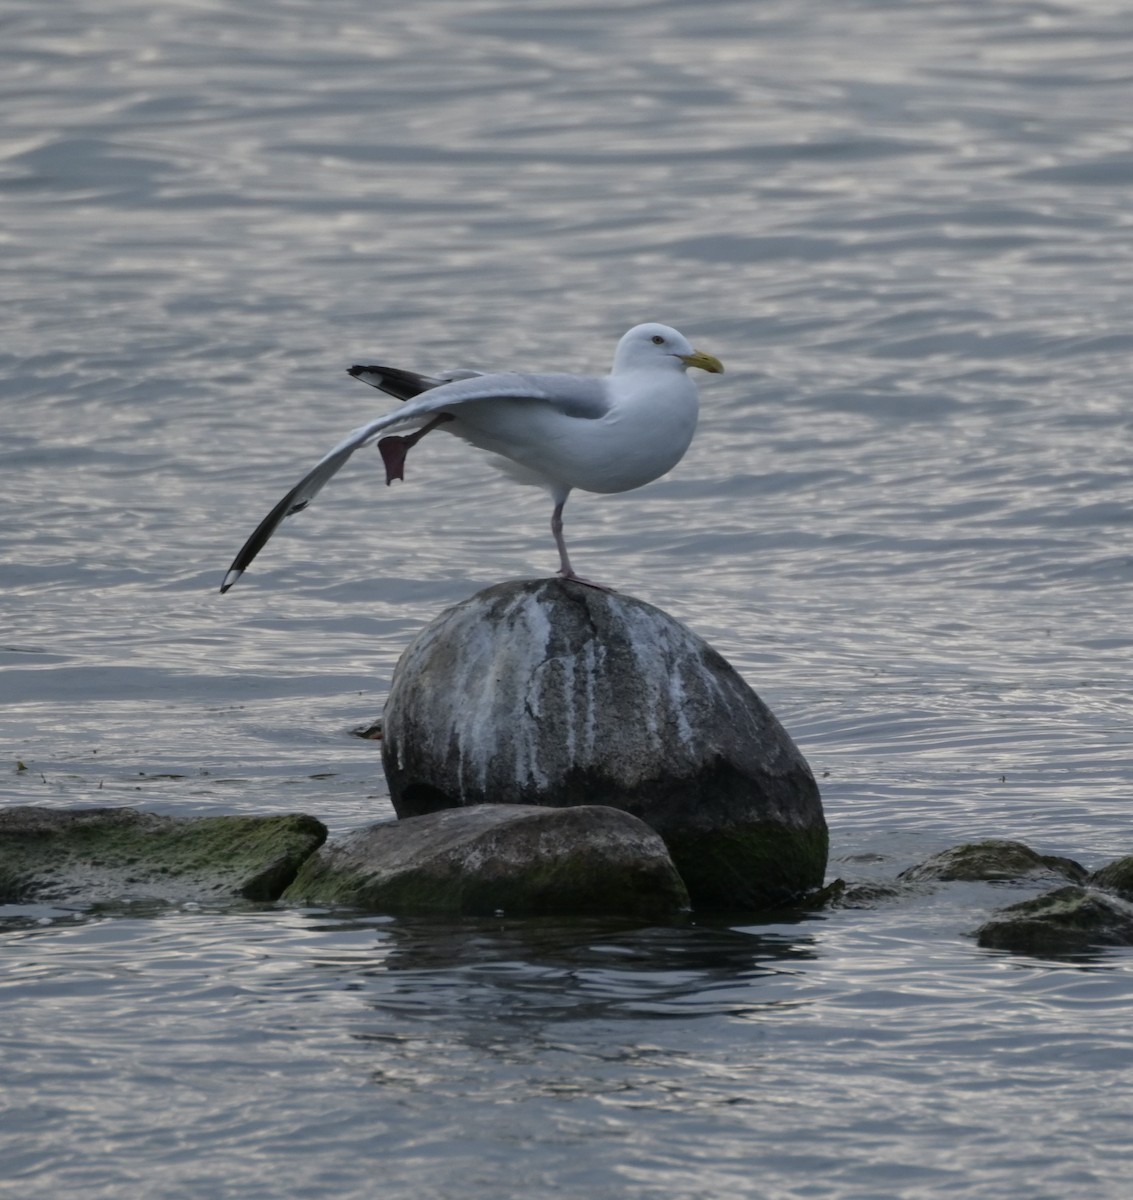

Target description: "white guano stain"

left=390, top=583, right=778, bottom=799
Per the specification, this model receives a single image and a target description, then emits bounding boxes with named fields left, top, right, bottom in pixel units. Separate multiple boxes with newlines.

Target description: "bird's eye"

left=651, top=335, right=665, bottom=345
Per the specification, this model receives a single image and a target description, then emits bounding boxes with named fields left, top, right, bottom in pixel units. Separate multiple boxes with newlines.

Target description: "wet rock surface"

left=283, top=803, right=689, bottom=918
left=381, top=578, right=827, bottom=908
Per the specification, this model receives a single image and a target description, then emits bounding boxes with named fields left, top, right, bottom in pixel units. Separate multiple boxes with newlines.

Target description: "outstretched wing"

left=219, top=371, right=609, bottom=593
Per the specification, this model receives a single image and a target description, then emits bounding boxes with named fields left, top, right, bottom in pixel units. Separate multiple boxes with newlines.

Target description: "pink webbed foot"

left=377, top=414, right=453, bottom=485
left=378, top=435, right=410, bottom=485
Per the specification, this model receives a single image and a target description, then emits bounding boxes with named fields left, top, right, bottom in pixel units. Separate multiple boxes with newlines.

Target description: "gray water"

left=4, top=1, right=1133, bottom=1196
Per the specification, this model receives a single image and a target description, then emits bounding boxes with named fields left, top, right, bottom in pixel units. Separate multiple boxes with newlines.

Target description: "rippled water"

left=4, top=1, right=1133, bottom=1196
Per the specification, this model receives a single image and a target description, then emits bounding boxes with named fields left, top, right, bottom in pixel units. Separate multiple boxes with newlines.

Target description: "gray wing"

left=346, top=368, right=608, bottom=418
left=220, top=370, right=610, bottom=593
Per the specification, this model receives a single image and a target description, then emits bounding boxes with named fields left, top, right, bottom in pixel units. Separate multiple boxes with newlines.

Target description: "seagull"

left=219, top=322, right=723, bottom=593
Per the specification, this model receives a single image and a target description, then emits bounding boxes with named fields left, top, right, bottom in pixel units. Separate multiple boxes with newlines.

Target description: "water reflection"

left=297, top=912, right=821, bottom=1026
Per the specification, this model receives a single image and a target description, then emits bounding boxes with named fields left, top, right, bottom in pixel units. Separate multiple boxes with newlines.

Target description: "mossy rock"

left=0, top=807, right=327, bottom=905
left=1088, top=856, right=1133, bottom=900
left=899, top=839, right=1087, bottom=885
left=976, top=886, right=1133, bottom=955
left=283, top=804, right=689, bottom=919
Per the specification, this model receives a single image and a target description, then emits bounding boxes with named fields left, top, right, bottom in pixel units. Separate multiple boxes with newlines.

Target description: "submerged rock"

left=0, top=806, right=326, bottom=906
left=1089, top=855, right=1133, bottom=900
left=828, top=880, right=910, bottom=908
left=282, top=804, right=689, bottom=918
left=899, top=839, right=1087, bottom=885
left=380, top=578, right=827, bottom=909
left=976, top=886, right=1133, bottom=954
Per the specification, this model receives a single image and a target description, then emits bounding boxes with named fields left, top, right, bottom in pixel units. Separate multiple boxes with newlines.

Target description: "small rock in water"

left=976, top=886, right=1133, bottom=955
left=899, top=839, right=1087, bottom=885
left=1088, top=855, right=1133, bottom=900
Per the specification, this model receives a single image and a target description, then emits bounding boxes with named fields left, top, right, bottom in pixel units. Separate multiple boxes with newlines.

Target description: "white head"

left=612, top=323, right=724, bottom=375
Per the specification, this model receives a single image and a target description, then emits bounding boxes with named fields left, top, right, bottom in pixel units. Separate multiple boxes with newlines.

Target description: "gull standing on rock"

left=219, top=323, right=724, bottom=593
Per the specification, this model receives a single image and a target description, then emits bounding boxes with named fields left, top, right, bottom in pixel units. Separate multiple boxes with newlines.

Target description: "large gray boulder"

left=381, top=579, right=826, bottom=908
left=283, top=804, right=689, bottom=918
left=0, top=806, right=326, bottom=906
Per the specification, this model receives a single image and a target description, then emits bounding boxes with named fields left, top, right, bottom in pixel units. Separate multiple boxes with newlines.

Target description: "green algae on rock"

left=283, top=804, right=689, bottom=919
left=665, top=822, right=829, bottom=911
left=0, top=807, right=327, bottom=906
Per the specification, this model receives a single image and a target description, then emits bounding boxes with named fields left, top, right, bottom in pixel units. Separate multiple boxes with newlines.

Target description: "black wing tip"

left=218, top=475, right=313, bottom=596
left=346, top=364, right=434, bottom=401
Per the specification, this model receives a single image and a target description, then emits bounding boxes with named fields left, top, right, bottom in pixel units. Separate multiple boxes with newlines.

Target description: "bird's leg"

left=551, top=498, right=614, bottom=592
left=551, top=499, right=574, bottom=576
left=377, top=414, right=453, bottom=485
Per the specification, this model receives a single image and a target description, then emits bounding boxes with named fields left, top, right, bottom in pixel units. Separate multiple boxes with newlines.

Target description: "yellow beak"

left=681, top=349, right=724, bottom=374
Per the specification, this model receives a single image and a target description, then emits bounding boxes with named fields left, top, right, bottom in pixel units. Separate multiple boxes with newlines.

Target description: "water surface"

left=3, top=1, right=1133, bottom=1196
